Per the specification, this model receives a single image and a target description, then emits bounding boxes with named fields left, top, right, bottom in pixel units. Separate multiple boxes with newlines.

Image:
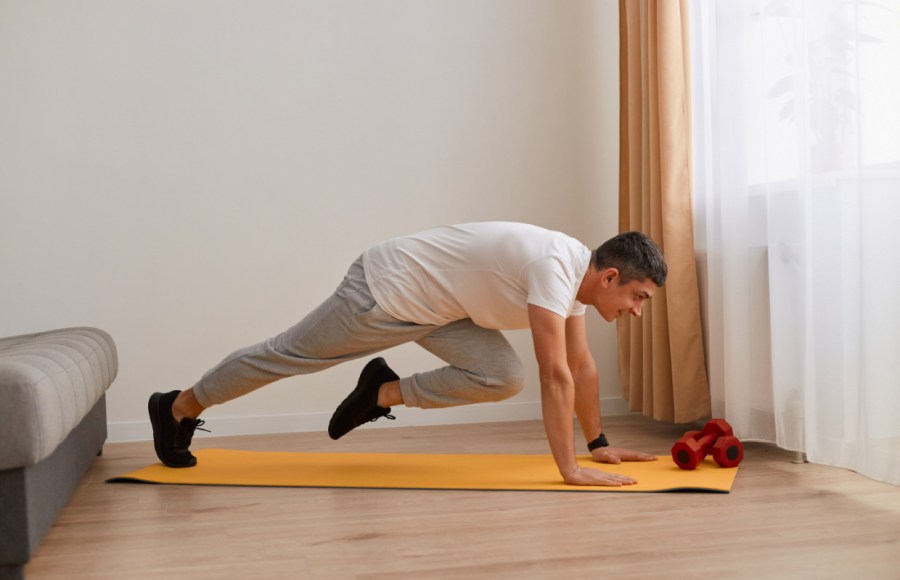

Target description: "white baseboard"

left=108, top=396, right=634, bottom=443
left=600, top=396, right=632, bottom=417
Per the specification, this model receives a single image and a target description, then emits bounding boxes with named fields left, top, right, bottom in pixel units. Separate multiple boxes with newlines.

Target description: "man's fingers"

left=618, top=450, right=657, bottom=462
left=599, top=473, right=636, bottom=486
left=608, top=473, right=636, bottom=485
left=565, top=466, right=639, bottom=486
left=594, top=446, right=658, bottom=463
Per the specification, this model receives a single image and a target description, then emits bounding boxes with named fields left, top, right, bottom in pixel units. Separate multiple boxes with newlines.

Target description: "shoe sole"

left=328, top=358, right=389, bottom=440
left=148, top=392, right=197, bottom=468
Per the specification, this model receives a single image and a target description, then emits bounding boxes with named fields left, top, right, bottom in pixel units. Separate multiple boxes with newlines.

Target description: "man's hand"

left=564, top=465, right=637, bottom=487
left=591, top=446, right=658, bottom=464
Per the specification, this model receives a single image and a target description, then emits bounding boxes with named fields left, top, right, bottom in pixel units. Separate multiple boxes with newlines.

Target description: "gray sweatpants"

left=192, top=256, right=525, bottom=410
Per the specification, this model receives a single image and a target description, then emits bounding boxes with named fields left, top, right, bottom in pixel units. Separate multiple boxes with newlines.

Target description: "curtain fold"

left=618, top=0, right=711, bottom=423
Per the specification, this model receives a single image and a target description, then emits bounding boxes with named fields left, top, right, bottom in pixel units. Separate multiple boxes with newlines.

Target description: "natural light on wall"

left=691, top=0, right=900, bottom=486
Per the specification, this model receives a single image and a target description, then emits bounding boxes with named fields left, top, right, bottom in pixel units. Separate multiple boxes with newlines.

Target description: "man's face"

left=591, top=272, right=658, bottom=322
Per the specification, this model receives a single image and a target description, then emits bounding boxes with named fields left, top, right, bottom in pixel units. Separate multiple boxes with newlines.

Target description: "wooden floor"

left=26, top=415, right=900, bottom=579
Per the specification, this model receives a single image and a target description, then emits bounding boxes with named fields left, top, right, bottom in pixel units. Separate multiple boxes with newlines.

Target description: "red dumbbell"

left=671, top=418, right=744, bottom=470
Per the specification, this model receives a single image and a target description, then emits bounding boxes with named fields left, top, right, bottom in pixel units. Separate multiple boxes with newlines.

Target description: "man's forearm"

left=572, top=364, right=602, bottom=445
left=540, top=375, right=579, bottom=478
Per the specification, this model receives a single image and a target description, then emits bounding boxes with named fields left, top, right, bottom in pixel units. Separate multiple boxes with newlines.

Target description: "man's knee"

left=483, top=357, right=525, bottom=401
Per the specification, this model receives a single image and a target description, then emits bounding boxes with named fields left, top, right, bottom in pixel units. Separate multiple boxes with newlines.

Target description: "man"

left=149, top=222, right=667, bottom=486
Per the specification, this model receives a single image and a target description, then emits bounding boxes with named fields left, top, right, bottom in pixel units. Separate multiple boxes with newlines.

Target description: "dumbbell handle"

left=692, top=432, right=719, bottom=452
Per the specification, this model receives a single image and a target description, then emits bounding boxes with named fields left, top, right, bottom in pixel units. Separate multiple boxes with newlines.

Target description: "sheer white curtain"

left=691, top=0, right=900, bottom=485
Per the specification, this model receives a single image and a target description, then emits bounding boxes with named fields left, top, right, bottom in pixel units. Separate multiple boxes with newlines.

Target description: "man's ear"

left=599, top=268, right=619, bottom=288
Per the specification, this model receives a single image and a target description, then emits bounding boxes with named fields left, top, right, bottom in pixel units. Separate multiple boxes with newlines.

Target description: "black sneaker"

left=328, top=357, right=398, bottom=440
left=148, top=390, right=208, bottom=468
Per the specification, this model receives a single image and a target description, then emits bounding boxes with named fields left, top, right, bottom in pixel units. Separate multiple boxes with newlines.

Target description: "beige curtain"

left=617, top=0, right=709, bottom=423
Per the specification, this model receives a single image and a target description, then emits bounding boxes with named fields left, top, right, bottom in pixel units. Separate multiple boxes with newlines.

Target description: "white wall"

left=0, top=0, right=623, bottom=442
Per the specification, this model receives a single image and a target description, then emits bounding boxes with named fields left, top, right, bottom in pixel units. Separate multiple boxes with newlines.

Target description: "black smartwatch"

left=587, top=433, right=610, bottom=451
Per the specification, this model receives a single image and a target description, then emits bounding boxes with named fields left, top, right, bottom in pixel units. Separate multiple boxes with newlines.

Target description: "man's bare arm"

left=564, top=314, right=657, bottom=465
left=528, top=304, right=636, bottom=486
left=565, top=315, right=603, bottom=444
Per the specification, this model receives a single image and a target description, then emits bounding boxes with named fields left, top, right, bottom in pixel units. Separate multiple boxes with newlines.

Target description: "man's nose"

left=630, top=303, right=643, bottom=317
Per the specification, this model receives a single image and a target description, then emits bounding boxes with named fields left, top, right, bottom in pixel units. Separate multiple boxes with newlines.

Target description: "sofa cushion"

left=0, top=328, right=117, bottom=470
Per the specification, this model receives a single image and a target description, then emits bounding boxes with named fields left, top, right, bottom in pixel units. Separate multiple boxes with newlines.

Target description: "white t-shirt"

left=362, top=222, right=591, bottom=330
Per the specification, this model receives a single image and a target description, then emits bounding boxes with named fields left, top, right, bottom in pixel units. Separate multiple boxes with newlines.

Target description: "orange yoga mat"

left=108, top=449, right=738, bottom=493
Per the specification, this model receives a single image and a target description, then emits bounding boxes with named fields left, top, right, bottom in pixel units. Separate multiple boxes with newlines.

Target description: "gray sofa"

left=0, top=328, right=117, bottom=580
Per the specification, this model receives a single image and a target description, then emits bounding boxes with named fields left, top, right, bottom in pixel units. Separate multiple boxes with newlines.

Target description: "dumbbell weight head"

left=702, top=418, right=734, bottom=439
left=711, top=435, right=744, bottom=468
left=671, top=431, right=704, bottom=470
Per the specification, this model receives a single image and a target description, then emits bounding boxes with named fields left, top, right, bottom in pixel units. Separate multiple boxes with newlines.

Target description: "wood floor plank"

left=24, top=416, right=900, bottom=579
